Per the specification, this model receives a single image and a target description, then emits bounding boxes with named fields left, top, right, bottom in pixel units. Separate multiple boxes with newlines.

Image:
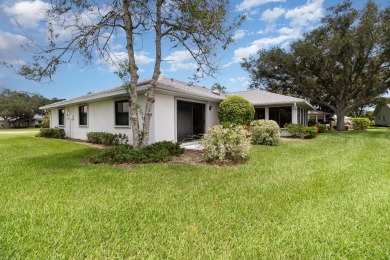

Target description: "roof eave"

left=252, top=100, right=314, bottom=110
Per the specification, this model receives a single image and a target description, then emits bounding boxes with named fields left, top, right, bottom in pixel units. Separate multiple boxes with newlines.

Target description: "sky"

left=0, top=0, right=385, bottom=100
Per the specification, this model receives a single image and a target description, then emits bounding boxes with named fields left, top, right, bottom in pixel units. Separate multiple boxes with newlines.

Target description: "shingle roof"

left=40, top=78, right=314, bottom=110
left=156, top=78, right=226, bottom=100
left=373, top=103, right=390, bottom=116
left=40, top=77, right=225, bottom=109
left=230, top=90, right=314, bottom=109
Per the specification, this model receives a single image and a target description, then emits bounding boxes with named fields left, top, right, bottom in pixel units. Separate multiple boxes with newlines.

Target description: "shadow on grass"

left=327, top=127, right=390, bottom=139
left=19, top=146, right=99, bottom=174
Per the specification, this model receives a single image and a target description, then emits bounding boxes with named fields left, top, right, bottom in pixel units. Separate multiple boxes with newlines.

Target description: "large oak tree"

left=0, top=89, right=56, bottom=127
left=241, top=0, right=390, bottom=130
left=13, top=0, right=242, bottom=148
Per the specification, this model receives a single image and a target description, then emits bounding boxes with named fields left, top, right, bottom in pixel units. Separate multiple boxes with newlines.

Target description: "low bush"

left=200, top=125, right=251, bottom=164
left=218, top=95, right=255, bottom=126
left=308, top=119, right=317, bottom=126
left=285, top=124, right=319, bottom=139
left=317, top=124, right=327, bottom=133
left=303, top=126, right=318, bottom=139
left=90, top=141, right=184, bottom=164
left=285, top=124, right=306, bottom=138
left=250, top=120, right=280, bottom=146
left=87, top=132, right=128, bottom=146
left=36, top=128, right=65, bottom=139
left=352, top=118, right=370, bottom=130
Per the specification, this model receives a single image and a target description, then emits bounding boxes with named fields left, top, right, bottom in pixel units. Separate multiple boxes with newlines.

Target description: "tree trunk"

left=335, top=109, right=347, bottom=131
left=122, top=0, right=141, bottom=149
left=140, top=0, right=163, bottom=148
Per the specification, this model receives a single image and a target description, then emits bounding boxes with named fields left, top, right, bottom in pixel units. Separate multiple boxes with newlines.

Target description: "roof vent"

left=211, top=89, right=221, bottom=95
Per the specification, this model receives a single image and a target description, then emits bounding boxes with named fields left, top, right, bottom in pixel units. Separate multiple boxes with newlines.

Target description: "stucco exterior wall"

left=50, top=109, right=60, bottom=128
left=205, top=101, right=220, bottom=130
left=375, top=105, right=390, bottom=126
left=153, top=93, right=175, bottom=142
left=50, top=96, right=148, bottom=143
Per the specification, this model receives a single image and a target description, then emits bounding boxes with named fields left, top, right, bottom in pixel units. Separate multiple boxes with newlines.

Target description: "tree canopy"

left=11, top=0, right=243, bottom=148
left=0, top=89, right=58, bottom=128
left=211, top=82, right=227, bottom=93
left=241, top=0, right=390, bottom=130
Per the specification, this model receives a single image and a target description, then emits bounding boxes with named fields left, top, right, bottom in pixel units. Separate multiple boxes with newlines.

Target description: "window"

left=384, top=116, right=386, bottom=121
left=269, top=107, right=292, bottom=127
left=79, top=105, right=88, bottom=126
left=115, top=100, right=129, bottom=126
left=254, top=108, right=265, bottom=120
left=59, top=109, right=65, bottom=126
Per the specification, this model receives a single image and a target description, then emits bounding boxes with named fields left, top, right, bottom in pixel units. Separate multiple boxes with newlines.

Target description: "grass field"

left=0, top=128, right=389, bottom=258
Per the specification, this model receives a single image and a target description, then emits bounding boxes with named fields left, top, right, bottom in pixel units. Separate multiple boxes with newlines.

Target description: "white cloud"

left=285, top=0, right=324, bottom=28
left=226, top=0, right=324, bottom=67
left=3, top=0, right=50, bottom=29
left=261, top=7, right=286, bottom=22
left=233, top=30, right=247, bottom=40
left=236, top=0, right=285, bottom=12
left=164, top=50, right=196, bottom=72
left=98, top=51, right=154, bottom=72
left=225, top=76, right=250, bottom=92
left=0, top=30, right=28, bottom=65
left=225, top=34, right=297, bottom=66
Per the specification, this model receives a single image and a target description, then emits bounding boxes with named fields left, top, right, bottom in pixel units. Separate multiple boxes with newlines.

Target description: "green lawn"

left=1, top=128, right=389, bottom=258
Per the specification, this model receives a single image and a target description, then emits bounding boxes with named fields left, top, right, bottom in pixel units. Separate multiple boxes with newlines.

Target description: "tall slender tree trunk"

left=122, top=0, right=141, bottom=149
left=141, top=0, right=163, bottom=148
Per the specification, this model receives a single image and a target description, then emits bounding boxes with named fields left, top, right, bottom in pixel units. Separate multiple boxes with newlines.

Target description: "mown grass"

left=0, top=128, right=389, bottom=258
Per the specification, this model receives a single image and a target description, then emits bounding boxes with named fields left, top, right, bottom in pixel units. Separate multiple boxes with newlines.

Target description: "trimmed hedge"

left=303, top=126, right=318, bottom=139
left=285, top=124, right=318, bottom=139
left=218, top=95, right=255, bottom=126
left=352, top=118, right=370, bottom=130
left=36, top=128, right=65, bottom=139
left=90, top=141, right=184, bottom=164
left=87, top=132, right=128, bottom=146
left=250, top=120, right=280, bottom=146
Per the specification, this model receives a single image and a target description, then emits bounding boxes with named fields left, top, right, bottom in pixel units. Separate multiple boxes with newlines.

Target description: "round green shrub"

left=200, top=124, right=251, bottom=164
left=218, top=95, right=255, bottom=126
left=250, top=120, right=280, bottom=146
left=351, top=118, right=370, bottom=130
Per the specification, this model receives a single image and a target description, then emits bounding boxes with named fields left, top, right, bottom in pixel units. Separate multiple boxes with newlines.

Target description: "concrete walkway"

left=180, top=141, right=203, bottom=150
left=0, top=130, right=39, bottom=134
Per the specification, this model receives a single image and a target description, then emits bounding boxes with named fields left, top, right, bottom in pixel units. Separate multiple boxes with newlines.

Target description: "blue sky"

left=0, top=0, right=385, bottom=99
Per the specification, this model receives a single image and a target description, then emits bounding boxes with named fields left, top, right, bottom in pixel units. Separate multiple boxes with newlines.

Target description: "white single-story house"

left=40, top=78, right=314, bottom=143
left=373, top=103, right=390, bottom=126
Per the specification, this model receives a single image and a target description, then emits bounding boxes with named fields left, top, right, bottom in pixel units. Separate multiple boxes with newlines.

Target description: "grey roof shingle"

left=40, top=77, right=313, bottom=110
left=230, top=90, right=313, bottom=109
left=40, top=77, right=225, bottom=109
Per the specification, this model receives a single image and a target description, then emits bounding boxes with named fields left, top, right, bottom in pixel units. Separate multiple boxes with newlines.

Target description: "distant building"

left=308, top=110, right=333, bottom=123
left=373, top=103, right=390, bottom=126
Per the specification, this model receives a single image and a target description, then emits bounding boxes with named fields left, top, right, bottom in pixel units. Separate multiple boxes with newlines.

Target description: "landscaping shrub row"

left=90, top=141, right=184, bottom=164
left=36, top=128, right=65, bottom=139
left=87, top=132, right=128, bottom=146
left=285, top=124, right=319, bottom=139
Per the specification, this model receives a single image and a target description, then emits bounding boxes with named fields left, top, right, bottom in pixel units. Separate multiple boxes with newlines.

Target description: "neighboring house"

left=40, top=78, right=314, bottom=143
left=308, top=110, right=333, bottom=124
left=373, top=103, right=390, bottom=126
left=33, top=114, right=43, bottom=127
left=0, top=117, right=5, bottom=128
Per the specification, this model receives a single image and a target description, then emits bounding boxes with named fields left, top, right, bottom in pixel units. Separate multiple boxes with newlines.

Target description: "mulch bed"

left=69, top=137, right=305, bottom=167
